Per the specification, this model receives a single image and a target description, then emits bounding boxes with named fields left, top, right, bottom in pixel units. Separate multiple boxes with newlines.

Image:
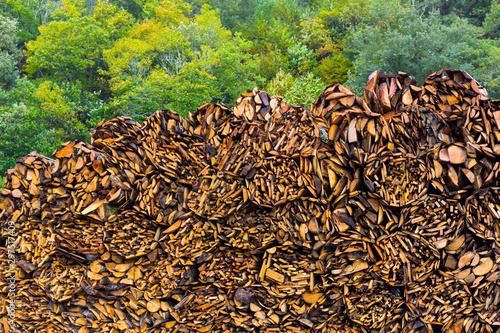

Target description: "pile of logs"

left=2, top=68, right=500, bottom=332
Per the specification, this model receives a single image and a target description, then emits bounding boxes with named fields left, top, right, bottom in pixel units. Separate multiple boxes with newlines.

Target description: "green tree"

left=104, top=2, right=262, bottom=118
left=25, top=18, right=109, bottom=88
left=0, top=78, right=90, bottom=173
left=108, top=0, right=144, bottom=18
left=470, top=39, right=500, bottom=99
left=186, top=0, right=254, bottom=29
left=0, top=102, right=47, bottom=172
left=484, top=0, right=500, bottom=38
left=25, top=1, right=133, bottom=92
left=257, top=48, right=287, bottom=82
left=0, top=15, right=22, bottom=90
left=344, top=0, right=485, bottom=94
left=438, top=0, right=492, bottom=26
left=267, top=70, right=324, bottom=107
left=316, top=42, right=353, bottom=84
left=0, top=0, right=55, bottom=43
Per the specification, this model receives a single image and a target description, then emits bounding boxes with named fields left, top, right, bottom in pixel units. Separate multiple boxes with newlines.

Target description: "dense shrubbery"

left=1, top=0, right=499, bottom=173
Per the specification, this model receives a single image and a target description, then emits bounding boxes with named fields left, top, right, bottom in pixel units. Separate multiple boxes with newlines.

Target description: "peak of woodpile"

left=2, top=68, right=500, bottom=332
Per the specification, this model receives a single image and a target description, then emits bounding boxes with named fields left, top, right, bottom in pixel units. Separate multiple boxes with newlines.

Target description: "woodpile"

left=2, top=68, right=500, bottom=332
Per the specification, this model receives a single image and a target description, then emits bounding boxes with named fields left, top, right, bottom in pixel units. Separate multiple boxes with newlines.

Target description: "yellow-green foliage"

left=103, top=3, right=261, bottom=118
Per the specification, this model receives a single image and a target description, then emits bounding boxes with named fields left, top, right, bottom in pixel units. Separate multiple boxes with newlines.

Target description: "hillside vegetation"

left=1, top=0, right=500, bottom=173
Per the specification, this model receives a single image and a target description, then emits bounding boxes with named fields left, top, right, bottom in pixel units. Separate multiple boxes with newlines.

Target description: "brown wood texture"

left=2, top=69, right=500, bottom=332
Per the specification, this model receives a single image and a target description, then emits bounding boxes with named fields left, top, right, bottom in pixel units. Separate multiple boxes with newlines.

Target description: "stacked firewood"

left=2, top=68, right=500, bottom=332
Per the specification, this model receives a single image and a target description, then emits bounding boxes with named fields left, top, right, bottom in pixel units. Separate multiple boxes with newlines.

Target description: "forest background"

left=1, top=0, right=500, bottom=185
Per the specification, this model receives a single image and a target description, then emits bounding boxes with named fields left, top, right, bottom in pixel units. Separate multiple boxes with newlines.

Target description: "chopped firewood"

left=2, top=68, right=500, bottom=333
